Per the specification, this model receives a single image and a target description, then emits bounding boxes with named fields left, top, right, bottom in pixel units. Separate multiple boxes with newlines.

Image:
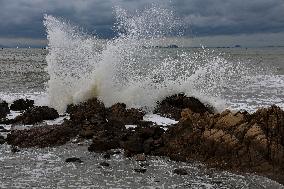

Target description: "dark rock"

left=10, top=99, right=34, bottom=111
left=12, top=106, right=59, bottom=124
left=0, top=135, right=5, bottom=144
left=100, top=162, right=110, bottom=167
left=173, top=168, right=188, bottom=175
left=134, top=168, right=147, bottom=173
left=107, top=103, right=145, bottom=125
left=122, top=126, right=164, bottom=156
left=88, top=136, right=121, bottom=152
left=11, top=146, right=20, bottom=153
left=65, top=157, right=83, bottom=163
left=0, top=101, right=9, bottom=119
left=103, top=153, right=111, bottom=159
left=6, top=124, right=78, bottom=148
left=154, top=93, right=214, bottom=120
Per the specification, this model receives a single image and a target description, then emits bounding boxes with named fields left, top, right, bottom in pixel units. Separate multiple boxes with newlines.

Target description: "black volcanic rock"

left=10, top=99, right=34, bottom=111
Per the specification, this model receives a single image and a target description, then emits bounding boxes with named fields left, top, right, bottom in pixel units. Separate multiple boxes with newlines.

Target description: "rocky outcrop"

left=10, top=99, right=34, bottom=111
left=159, top=105, right=284, bottom=183
left=67, top=98, right=145, bottom=140
left=154, top=93, right=214, bottom=120
left=107, top=103, right=145, bottom=125
left=6, top=124, right=77, bottom=148
left=0, top=101, right=9, bottom=119
left=12, top=106, right=59, bottom=124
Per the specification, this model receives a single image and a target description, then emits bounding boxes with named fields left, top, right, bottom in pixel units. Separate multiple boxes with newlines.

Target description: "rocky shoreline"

left=1, top=94, right=284, bottom=184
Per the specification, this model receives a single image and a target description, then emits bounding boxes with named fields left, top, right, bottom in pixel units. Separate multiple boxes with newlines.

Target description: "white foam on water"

left=43, top=4, right=283, bottom=114
left=143, top=114, right=178, bottom=126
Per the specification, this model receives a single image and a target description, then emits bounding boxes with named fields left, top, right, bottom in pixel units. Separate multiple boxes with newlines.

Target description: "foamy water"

left=42, top=6, right=284, bottom=114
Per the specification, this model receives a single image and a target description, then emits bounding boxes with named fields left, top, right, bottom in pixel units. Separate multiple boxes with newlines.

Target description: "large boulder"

left=154, top=93, right=214, bottom=120
left=12, top=106, right=59, bottom=124
left=10, top=99, right=34, bottom=111
left=0, top=101, right=9, bottom=119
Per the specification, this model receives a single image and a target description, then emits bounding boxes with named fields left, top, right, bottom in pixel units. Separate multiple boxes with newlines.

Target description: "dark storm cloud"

left=0, top=0, right=283, bottom=40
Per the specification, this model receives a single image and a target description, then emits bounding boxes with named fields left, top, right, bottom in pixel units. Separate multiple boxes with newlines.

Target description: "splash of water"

left=44, top=5, right=252, bottom=113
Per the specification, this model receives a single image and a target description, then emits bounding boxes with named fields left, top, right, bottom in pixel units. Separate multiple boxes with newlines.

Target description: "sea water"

left=0, top=5, right=284, bottom=188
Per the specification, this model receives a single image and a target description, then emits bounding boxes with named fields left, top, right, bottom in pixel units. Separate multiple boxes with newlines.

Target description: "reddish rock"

left=107, top=103, right=145, bottom=125
left=158, top=105, right=284, bottom=184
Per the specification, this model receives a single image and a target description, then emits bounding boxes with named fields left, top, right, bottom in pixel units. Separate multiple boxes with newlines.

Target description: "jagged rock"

left=107, top=103, right=145, bottom=125
left=12, top=106, right=59, bottom=124
left=10, top=99, right=34, bottom=111
left=159, top=105, right=284, bottom=183
left=122, top=126, right=164, bottom=156
left=6, top=124, right=78, bottom=148
left=65, top=157, right=83, bottom=163
left=0, top=101, right=9, bottom=119
left=154, top=93, right=214, bottom=120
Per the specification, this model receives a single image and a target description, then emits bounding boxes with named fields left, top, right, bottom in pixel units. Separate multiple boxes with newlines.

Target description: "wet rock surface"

left=4, top=95, right=284, bottom=184
left=154, top=93, right=214, bottom=120
left=159, top=105, right=284, bottom=184
left=6, top=124, right=77, bottom=148
left=0, top=100, right=9, bottom=119
left=12, top=106, right=59, bottom=125
left=10, top=99, right=34, bottom=111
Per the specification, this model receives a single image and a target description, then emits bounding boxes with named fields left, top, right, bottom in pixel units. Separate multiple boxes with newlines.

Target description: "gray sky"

left=0, top=0, right=284, bottom=47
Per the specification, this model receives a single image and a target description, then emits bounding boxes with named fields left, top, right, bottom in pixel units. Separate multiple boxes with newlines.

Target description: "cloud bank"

left=0, top=0, right=283, bottom=46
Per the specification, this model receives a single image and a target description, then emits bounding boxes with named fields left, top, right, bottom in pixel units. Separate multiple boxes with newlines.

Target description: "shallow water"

left=0, top=142, right=283, bottom=189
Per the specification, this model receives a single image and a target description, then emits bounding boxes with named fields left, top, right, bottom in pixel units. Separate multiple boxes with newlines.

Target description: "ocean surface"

left=0, top=47, right=283, bottom=112
left=0, top=6, right=284, bottom=188
left=0, top=47, right=284, bottom=188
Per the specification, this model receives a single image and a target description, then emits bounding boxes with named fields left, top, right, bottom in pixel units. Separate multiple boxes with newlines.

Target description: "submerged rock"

left=100, top=162, right=110, bottom=167
left=11, top=106, right=59, bottom=125
left=10, top=99, right=34, bottom=111
left=0, top=101, right=9, bottom=119
left=65, top=157, right=83, bottom=163
left=173, top=168, right=188, bottom=175
left=154, top=93, right=214, bottom=120
left=134, top=168, right=147, bottom=173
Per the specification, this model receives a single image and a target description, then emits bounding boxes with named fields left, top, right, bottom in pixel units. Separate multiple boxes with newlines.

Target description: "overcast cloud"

left=0, top=0, right=283, bottom=47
